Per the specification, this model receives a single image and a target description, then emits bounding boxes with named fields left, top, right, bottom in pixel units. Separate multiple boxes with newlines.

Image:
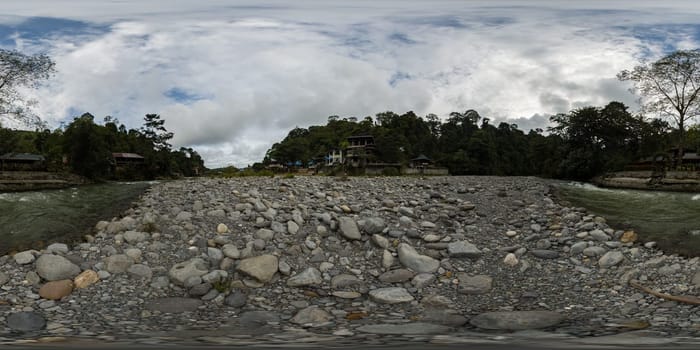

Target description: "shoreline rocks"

left=1, top=176, right=698, bottom=345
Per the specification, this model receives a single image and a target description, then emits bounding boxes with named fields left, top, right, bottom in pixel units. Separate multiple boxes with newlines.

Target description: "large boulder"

left=236, top=255, right=278, bottom=283
left=35, top=254, right=81, bottom=281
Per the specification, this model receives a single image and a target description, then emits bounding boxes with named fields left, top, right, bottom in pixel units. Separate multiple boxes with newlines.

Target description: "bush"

left=283, top=173, right=295, bottom=179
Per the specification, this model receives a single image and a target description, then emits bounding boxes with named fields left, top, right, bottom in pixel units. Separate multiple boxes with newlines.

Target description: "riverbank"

left=593, top=170, right=700, bottom=193
left=0, top=176, right=698, bottom=347
left=0, top=171, right=89, bottom=192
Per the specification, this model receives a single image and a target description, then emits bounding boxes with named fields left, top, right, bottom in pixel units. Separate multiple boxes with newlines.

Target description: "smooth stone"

left=503, top=253, right=519, bottom=266
left=583, top=246, right=607, bottom=257
left=531, top=250, right=559, bottom=259
left=470, top=311, right=565, bottom=330
left=14, top=250, right=37, bottom=265
left=237, top=254, right=278, bottom=283
left=412, top=273, right=435, bottom=289
left=589, top=229, right=610, bottom=242
left=369, top=287, right=414, bottom=304
left=35, top=254, right=81, bottom=281
left=570, top=241, right=588, bottom=255
left=168, top=258, right=209, bottom=286
left=357, top=322, right=450, bottom=335
left=332, top=291, right=361, bottom=299
left=599, top=251, right=624, bottom=268
left=123, top=231, right=147, bottom=243
left=225, top=290, right=247, bottom=307
left=458, top=274, right=493, bottom=294
left=0, top=271, right=8, bottom=286
left=222, top=244, right=241, bottom=259
left=217, top=223, right=229, bottom=234
left=290, top=306, right=333, bottom=326
left=255, top=229, right=275, bottom=240
left=287, top=267, right=322, bottom=287
left=422, top=308, right=468, bottom=326
left=38, top=280, right=73, bottom=300
left=363, top=217, right=386, bottom=234
left=338, top=217, right=361, bottom=240
left=693, top=271, right=700, bottom=287
left=372, top=234, right=389, bottom=249
left=447, top=241, right=482, bottom=259
left=7, top=312, right=46, bottom=331
left=378, top=269, right=415, bottom=283
left=331, top=274, right=362, bottom=290
left=127, top=264, right=153, bottom=280
left=397, top=243, right=439, bottom=273
left=104, top=254, right=134, bottom=274
left=145, top=297, right=203, bottom=313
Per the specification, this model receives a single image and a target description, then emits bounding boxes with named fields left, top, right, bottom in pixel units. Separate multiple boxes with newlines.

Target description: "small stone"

left=38, top=280, right=73, bottom=300
left=332, top=291, right=361, bottom=299
left=447, top=241, right=482, bottom=258
left=73, top=270, right=99, bottom=289
left=222, top=244, right=240, bottom=259
left=35, top=254, right=81, bottom=281
left=411, top=273, right=435, bottom=289
left=378, top=269, right=415, bottom=283
left=369, top=287, right=414, bottom=304
left=458, top=274, right=492, bottom=294
left=583, top=246, right=607, bottom=257
left=225, top=290, right=247, bottom=307
left=338, top=217, right=361, bottom=240
left=397, top=243, right=439, bottom=273
left=620, top=230, right=637, bottom=243
left=104, top=254, right=134, bottom=274
left=589, top=229, right=610, bottom=242
left=503, top=253, right=518, bottom=266
left=372, top=234, right=389, bottom=249
left=531, top=250, right=559, bottom=259
left=237, top=254, right=278, bottom=283
left=331, top=274, right=362, bottom=290
left=217, top=223, right=229, bottom=234
left=290, top=306, right=333, bottom=326
left=506, top=230, right=518, bottom=237
left=287, top=267, right=322, bottom=287
left=13, top=250, right=36, bottom=265
left=169, top=258, right=209, bottom=286
left=7, top=312, right=46, bottom=331
left=123, top=231, right=147, bottom=244
left=599, top=251, right=624, bottom=268
left=127, top=264, right=153, bottom=280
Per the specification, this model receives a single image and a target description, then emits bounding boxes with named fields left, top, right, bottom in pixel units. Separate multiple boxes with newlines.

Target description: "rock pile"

left=0, top=176, right=698, bottom=344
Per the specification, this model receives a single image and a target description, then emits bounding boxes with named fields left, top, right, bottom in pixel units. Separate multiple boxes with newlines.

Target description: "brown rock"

left=39, top=280, right=73, bottom=300
left=73, top=270, right=100, bottom=289
left=621, top=230, right=638, bottom=243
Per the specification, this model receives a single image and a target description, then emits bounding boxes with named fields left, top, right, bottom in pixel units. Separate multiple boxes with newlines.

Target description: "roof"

left=0, top=153, right=45, bottom=161
left=347, top=134, right=374, bottom=139
left=112, top=153, right=144, bottom=159
left=411, top=154, right=432, bottom=162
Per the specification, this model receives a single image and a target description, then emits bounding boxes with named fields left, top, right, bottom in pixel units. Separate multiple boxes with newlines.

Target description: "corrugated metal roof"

left=112, top=153, right=144, bottom=159
left=0, top=153, right=45, bottom=161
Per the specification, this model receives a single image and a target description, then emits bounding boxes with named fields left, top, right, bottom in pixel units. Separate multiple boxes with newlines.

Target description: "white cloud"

left=1, top=1, right=699, bottom=167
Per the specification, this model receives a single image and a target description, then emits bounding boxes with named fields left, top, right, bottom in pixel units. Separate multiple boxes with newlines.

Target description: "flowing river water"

left=0, top=182, right=153, bottom=255
left=554, top=182, right=700, bottom=257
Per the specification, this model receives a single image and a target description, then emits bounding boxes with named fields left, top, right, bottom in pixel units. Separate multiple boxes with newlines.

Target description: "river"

left=554, top=182, right=700, bottom=257
left=0, top=182, right=153, bottom=255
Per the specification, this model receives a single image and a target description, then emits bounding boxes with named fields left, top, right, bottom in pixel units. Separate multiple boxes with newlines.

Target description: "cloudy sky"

left=1, top=0, right=699, bottom=167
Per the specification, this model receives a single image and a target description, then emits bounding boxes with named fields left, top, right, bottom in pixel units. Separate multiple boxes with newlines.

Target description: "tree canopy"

left=0, top=49, right=55, bottom=128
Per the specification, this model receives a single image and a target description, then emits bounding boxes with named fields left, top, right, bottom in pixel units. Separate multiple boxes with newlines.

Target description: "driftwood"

left=629, top=280, right=700, bottom=305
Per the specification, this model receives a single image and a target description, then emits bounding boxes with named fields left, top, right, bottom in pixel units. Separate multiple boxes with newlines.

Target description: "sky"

left=1, top=0, right=699, bottom=168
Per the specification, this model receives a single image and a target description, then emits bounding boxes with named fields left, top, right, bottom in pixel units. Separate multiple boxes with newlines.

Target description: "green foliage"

left=0, top=49, right=55, bottom=128
left=283, top=173, right=295, bottom=179
left=212, top=276, right=232, bottom=293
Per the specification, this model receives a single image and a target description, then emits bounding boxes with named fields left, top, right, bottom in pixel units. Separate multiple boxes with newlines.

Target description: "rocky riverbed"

left=1, top=176, right=699, bottom=347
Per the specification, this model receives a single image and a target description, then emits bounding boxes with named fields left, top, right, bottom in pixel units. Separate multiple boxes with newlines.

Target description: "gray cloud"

left=1, top=1, right=699, bottom=167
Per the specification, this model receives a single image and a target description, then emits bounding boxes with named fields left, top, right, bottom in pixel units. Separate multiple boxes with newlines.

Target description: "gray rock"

left=104, top=254, right=134, bottom=274
left=470, top=311, right=566, bottom=330
left=222, top=244, right=240, bottom=259
left=123, top=231, right=148, bottom=244
left=363, top=217, right=386, bottom=234
left=236, top=254, right=278, bottom=283
left=13, top=250, right=36, bottom=265
left=7, top=312, right=46, bottom=331
left=598, top=251, right=624, bottom=268
left=398, top=207, right=415, bottom=218
left=287, top=221, right=299, bottom=235
left=127, top=264, right=153, bottom=280
left=693, top=271, right=700, bottom=287
left=207, top=209, right=226, bottom=217
left=357, top=322, right=450, bottom=335
left=0, top=271, right=8, bottom=286
left=35, top=254, right=81, bottom=281
left=447, top=241, right=482, bottom=259
left=189, top=283, right=212, bottom=297
left=589, top=229, right=610, bottom=242
left=583, top=246, right=607, bottom=257
left=412, top=273, right=435, bottom=289
left=397, top=243, right=439, bottom=273
left=331, top=274, right=362, bottom=290
left=45, top=243, right=69, bottom=255
left=372, top=234, right=390, bottom=249
left=169, top=258, right=209, bottom=286
left=145, top=297, right=202, bottom=313
left=531, top=250, right=559, bottom=259
left=570, top=241, right=588, bottom=255
left=369, top=287, right=414, bottom=304
left=225, top=290, right=247, bottom=307
left=378, top=269, right=415, bottom=283
left=458, top=274, right=493, bottom=294
left=338, top=217, right=361, bottom=240
left=290, top=306, right=333, bottom=326
left=207, top=247, right=223, bottom=263
left=175, top=211, right=193, bottom=221
left=287, top=267, right=322, bottom=287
